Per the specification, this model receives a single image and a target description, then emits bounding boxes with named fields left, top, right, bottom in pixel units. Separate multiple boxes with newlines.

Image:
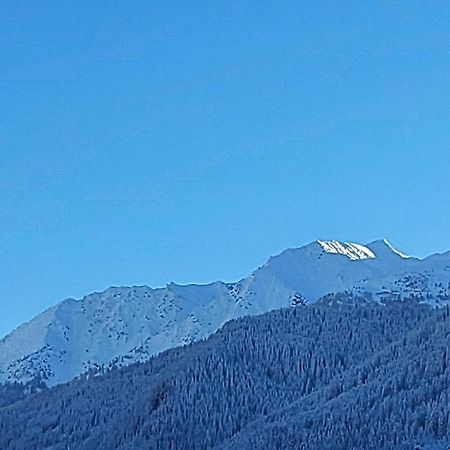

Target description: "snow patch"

left=317, top=240, right=376, bottom=260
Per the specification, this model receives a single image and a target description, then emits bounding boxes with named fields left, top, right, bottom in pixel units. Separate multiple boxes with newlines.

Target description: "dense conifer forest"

left=1, top=297, right=449, bottom=449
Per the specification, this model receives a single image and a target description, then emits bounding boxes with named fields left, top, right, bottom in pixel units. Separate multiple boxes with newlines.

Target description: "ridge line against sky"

left=1, top=1, right=450, bottom=337
left=0, top=237, right=445, bottom=340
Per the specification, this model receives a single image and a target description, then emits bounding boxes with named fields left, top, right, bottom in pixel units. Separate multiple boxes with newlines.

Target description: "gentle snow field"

left=1, top=239, right=449, bottom=385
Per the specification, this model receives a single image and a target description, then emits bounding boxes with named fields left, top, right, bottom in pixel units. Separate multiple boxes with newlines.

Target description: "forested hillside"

left=222, top=304, right=450, bottom=449
left=2, top=298, right=448, bottom=449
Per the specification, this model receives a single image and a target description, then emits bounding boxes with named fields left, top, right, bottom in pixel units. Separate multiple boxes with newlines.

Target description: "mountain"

left=1, top=239, right=450, bottom=386
left=0, top=300, right=448, bottom=449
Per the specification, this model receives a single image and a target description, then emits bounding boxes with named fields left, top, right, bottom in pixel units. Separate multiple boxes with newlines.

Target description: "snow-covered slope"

left=1, top=239, right=449, bottom=386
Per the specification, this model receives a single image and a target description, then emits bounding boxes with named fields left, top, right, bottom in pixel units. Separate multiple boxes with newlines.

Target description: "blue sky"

left=1, top=1, right=450, bottom=337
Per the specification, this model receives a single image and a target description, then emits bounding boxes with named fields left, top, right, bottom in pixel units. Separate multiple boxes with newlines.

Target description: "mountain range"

left=1, top=238, right=450, bottom=386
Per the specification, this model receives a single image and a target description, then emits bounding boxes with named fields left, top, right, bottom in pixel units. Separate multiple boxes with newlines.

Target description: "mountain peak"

left=366, top=239, right=409, bottom=259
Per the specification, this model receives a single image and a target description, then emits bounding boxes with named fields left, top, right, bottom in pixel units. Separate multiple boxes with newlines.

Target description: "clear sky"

left=1, top=1, right=450, bottom=337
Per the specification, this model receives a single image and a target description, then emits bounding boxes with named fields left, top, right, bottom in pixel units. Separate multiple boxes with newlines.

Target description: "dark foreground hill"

left=1, top=298, right=449, bottom=450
